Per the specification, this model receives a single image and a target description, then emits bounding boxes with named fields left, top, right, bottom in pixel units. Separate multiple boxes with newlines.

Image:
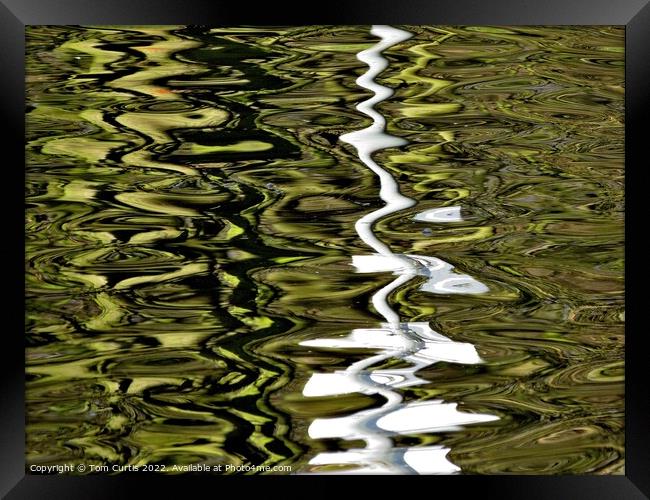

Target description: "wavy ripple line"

left=300, top=25, right=497, bottom=474
left=340, top=26, right=415, bottom=259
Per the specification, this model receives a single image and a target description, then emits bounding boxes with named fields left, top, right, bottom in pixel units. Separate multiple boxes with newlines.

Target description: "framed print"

left=2, top=0, right=647, bottom=497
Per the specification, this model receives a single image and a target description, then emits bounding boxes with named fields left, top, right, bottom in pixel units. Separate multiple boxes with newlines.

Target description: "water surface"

left=26, top=25, right=624, bottom=474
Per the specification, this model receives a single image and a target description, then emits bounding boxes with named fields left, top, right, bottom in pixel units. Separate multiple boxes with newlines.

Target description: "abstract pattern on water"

left=26, top=25, right=624, bottom=474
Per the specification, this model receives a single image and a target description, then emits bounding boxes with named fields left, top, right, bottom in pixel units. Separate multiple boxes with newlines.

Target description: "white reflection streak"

left=299, top=25, right=496, bottom=474
left=339, top=25, right=415, bottom=258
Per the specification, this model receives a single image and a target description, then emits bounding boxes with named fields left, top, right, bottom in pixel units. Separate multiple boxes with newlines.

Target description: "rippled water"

left=26, top=25, right=625, bottom=474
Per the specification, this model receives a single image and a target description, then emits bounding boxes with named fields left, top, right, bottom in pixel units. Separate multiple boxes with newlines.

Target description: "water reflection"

left=26, top=24, right=625, bottom=475
left=414, top=206, right=463, bottom=223
left=300, top=25, right=497, bottom=474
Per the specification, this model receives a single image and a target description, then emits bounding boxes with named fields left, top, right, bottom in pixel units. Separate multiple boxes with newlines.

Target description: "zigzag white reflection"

left=299, top=25, right=497, bottom=474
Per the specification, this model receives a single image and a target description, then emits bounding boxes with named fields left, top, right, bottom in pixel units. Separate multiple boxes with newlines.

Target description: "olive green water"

left=25, top=25, right=624, bottom=474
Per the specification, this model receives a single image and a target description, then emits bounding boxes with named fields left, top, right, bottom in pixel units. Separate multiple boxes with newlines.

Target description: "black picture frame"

left=3, top=1, right=646, bottom=498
